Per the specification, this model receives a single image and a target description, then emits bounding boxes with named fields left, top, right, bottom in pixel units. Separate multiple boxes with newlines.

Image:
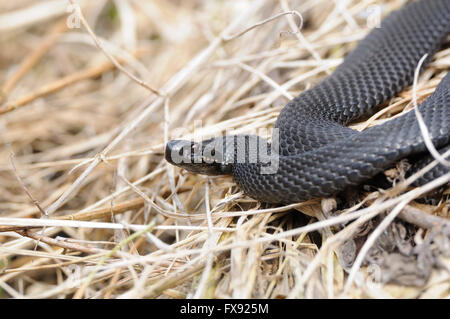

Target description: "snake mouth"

left=165, top=139, right=227, bottom=175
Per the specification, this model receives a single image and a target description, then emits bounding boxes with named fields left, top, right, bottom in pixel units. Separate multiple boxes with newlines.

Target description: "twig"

left=0, top=20, right=67, bottom=104
left=398, top=205, right=450, bottom=229
left=67, top=0, right=162, bottom=96
left=72, top=220, right=156, bottom=299
left=145, top=261, right=205, bottom=298
left=104, top=268, right=122, bottom=299
left=279, top=0, right=327, bottom=71
left=0, top=50, right=144, bottom=115
left=1, top=254, right=101, bottom=275
left=9, top=150, right=47, bottom=216
left=0, top=217, right=236, bottom=233
left=237, top=62, right=293, bottom=99
left=222, top=11, right=303, bottom=42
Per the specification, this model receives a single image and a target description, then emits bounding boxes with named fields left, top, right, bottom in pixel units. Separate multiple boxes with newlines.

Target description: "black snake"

left=165, top=0, right=450, bottom=204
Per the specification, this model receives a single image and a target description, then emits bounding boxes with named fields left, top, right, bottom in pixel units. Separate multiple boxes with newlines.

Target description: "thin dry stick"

left=396, top=149, right=450, bottom=192
left=0, top=147, right=160, bottom=171
left=237, top=62, right=293, bottom=99
left=279, top=0, right=327, bottom=71
left=145, top=244, right=234, bottom=298
left=412, top=54, right=450, bottom=167
left=333, top=0, right=360, bottom=30
left=67, top=0, right=162, bottom=96
left=0, top=50, right=143, bottom=115
left=75, top=167, right=165, bottom=214
left=104, top=268, right=122, bottom=299
left=1, top=254, right=102, bottom=275
left=0, top=197, right=145, bottom=232
left=16, top=229, right=102, bottom=255
left=163, top=97, right=189, bottom=216
left=9, top=150, right=46, bottom=216
left=222, top=10, right=303, bottom=42
left=192, top=179, right=215, bottom=299
left=145, top=261, right=205, bottom=298
left=0, top=217, right=236, bottom=233
left=99, top=156, right=174, bottom=221
left=0, top=20, right=67, bottom=104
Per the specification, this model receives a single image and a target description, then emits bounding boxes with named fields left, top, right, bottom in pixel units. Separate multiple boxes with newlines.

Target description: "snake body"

left=166, top=0, right=450, bottom=204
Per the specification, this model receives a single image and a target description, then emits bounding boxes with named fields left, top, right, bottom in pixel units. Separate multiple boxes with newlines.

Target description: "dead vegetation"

left=0, top=0, right=449, bottom=299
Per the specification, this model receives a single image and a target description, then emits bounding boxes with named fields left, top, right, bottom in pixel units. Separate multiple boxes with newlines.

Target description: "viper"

left=165, top=0, right=450, bottom=204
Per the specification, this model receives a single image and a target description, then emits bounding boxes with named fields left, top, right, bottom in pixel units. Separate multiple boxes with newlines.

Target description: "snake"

left=165, top=0, right=450, bottom=204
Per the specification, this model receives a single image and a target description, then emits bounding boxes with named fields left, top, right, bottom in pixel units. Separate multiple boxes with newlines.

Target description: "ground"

left=0, top=0, right=449, bottom=299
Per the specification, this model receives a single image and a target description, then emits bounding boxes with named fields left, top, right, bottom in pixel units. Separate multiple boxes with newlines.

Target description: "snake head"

left=165, top=139, right=233, bottom=175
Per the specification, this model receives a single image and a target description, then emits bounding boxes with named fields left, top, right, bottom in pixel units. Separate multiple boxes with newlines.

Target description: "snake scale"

left=166, top=0, right=450, bottom=204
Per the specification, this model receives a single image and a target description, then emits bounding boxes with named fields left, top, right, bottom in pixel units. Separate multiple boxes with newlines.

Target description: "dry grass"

left=0, top=0, right=449, bottom=299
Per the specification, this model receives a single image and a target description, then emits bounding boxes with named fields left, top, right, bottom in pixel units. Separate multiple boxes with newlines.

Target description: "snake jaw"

left=165, top=139, right=231, bottom=175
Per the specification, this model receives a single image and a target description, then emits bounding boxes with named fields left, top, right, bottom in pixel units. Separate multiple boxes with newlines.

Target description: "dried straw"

left=0, top=0, right=448, bottom=299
